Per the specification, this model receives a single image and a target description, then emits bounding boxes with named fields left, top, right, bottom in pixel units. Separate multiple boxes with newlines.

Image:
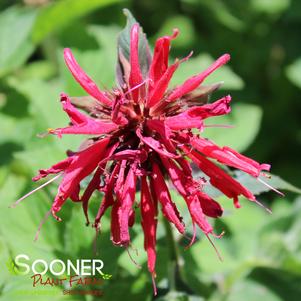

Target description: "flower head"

left=16, top=11, right=273, bottom=292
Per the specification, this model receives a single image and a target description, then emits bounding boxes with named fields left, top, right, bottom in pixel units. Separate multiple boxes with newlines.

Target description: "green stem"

left=163, top=218, right=180, bottom=292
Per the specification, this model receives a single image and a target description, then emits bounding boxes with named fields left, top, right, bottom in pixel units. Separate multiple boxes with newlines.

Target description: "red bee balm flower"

left=15, top=11, right=273, bottom=293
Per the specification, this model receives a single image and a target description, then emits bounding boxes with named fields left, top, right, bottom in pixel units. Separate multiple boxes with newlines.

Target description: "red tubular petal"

left=160, top=156, right=223, bottom=219
left=78, top=142, right=119, bottom=224
left=111, top=161, right=127, bottom=245
left=167, top=54, right=230, bottom=102
left=81, top=167, right=103, bottom=224
left=149, top=29, right=179, bottom=84
left=129, top=24, right=143, bottom=102
left=111, top=200, right=121, bottom=245
left=141, top=176, right=157, bottom=275
left=114, top=160, right=127, bottom=198
left=185, top=195, right=213, bottom=234
left=192, top=137, right=270, bottom=177
left=33, top=157, right=73, bottom=181
left=51, top=138, right=110, bottom=217
left=223, top=146, right=270, bottom=175
left=70, top=184, right=81, bottom=202
left=149, top=177, right=159, bottom=217
left=51, top=122, right=117, bottom=137
left=81, top=142, right=119, bottom=225
left=146, top=119, right=176, bottom=153
left=146, top=119, right=172, bottom=139
left=165, top=113, right=204, bottom=130
left=152, top=163, right=185, bottom=234
left=136, top=128, right=179, bottom=159
left=128, top=209, right=135, bottom=227
left=160, top=156, right=188, bottom=197
left=94, top=163, right=120, bottom=228
left=147, top=60, right=180, bottom=108
left=60, top=93, right=88, bottom=125
left=185, top=95, right=231, bottom=119
left=176, top=157, right=192, bottom=176
left=50, top=94, right=117, bottom=137
left=184, top=147, right=256, bottom=207
left=165, top=95, right=231, bottom=131
left=63, top=48, right=112, bottom=107
left=109, top=149, right=148, bottom=163
left=112, top=165, right=137, bottom=246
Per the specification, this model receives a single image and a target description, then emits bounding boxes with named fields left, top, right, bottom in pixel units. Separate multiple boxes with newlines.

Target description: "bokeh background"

left=0, top=0, right=301, bottom=300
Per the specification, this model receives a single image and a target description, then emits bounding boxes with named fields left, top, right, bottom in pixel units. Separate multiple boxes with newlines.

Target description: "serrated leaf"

left=117, top=9, right=151, bottom=85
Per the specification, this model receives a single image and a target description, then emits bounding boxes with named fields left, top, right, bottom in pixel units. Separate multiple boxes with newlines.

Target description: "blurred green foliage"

left=0, top=0, right=300, bottom=300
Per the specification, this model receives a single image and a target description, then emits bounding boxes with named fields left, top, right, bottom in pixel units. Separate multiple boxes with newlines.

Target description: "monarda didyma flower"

left=15, top=10, right=276, bottom=293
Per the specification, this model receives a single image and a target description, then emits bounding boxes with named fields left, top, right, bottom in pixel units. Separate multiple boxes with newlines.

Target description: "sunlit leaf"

left=251, top=0, right=291, bottom=15
left=226, top=279, right=282, bottom=301
left=286, top=58, right=301, bottom=89
left=0, top=6, right=36, bottom=76
left=0, top=114, right=33, bottom=144
left=203, top=103, right=262, bottom=152
left=182, top=0, right=245, bottom=32
left=32, top=0, right=121, bottom=43
left=156, top=15, right=195, bottom=48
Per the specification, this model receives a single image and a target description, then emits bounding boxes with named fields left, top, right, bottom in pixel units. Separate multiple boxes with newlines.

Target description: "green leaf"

left=182, top=0, right=245, bottom=32
left=249, top=267, right=301, bottom=301
left=251, top=0, right=291, bottom=15
left=226, top=279, right=282, bottom=301
left=156, top=15, right=195, bottom=48
left=64, top=206, right=93, bottom=256
left=203, top=103, right=262, bottom=152
left=234, top=171, right=301, bottom=195
left=8, top=78, right=65, bottom=128
left=0, top=174, right=62, bottom=257
left=8, top=77, right=82, bottom=151
left=0, top=6, right=36, bottom=76
left=171, top=54, right=244, bottom=90
left=60, top=48, right=112, bottom=96
left=0, top=114, right=33, bottom=145
left=60, top=25, right=120, bottom=93
left=89, top=25, right=121, bottom=87
left=32, top=0, right=121, bottom=43
left=117, top=9, right=151, bottom=85
left=15, top=60, right=56, bottom=81
left=286, top=58, right=301, bottom=89
left=117, top=227, right=146, bottom=276
left=156, top=291, right=205, bottom=301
